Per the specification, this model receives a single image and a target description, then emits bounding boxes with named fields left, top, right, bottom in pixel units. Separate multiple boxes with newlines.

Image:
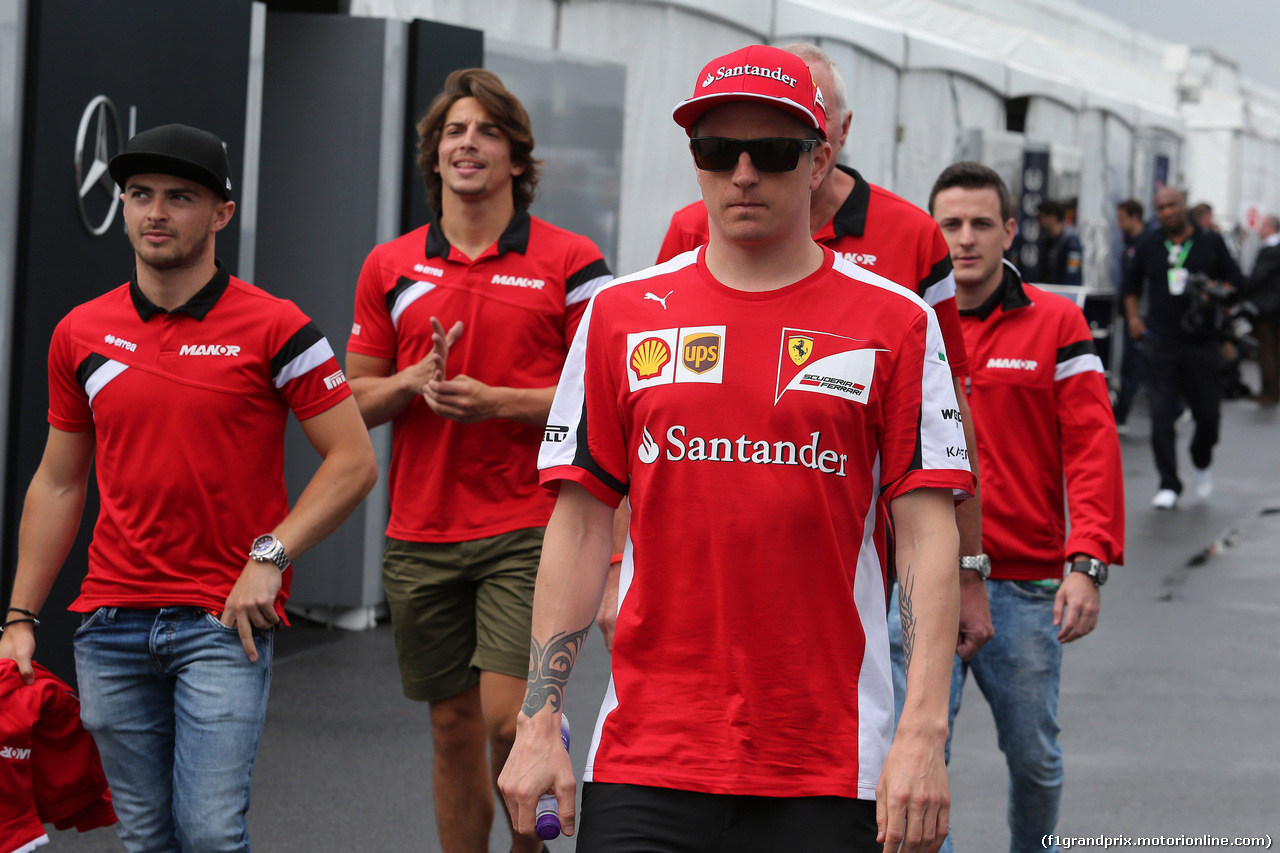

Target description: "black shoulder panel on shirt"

left=270, top=321, right=324, bottom=380
left=76, top=352, right=110, bottom=392
left=919, top=254, right=953, bottom=295
left=1056, top=339, right=1097, bottom=363
left=565, top=258, right=612, bottom=296
left=572, top=398, right=627, bottom=497
left=385, top=276, right=420, bottom=317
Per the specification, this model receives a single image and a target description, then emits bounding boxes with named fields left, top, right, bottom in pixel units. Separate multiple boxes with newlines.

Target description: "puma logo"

left=644, top=291, right=673, bottom=310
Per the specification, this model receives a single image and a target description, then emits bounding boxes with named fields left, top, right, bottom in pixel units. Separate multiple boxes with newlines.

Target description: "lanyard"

left=1164, top=239, right=1192, bottom=269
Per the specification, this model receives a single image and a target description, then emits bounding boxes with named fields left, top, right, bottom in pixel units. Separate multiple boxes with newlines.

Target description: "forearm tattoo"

left=899, top=569, right=917, bottom=673
left=521, top=624, right=590, bottom=718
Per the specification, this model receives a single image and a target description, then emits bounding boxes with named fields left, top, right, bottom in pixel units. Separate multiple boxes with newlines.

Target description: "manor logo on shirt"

left=627, top=326, right=726, bottom=391
left=838, top=252, right=877, bottom=267
left=179, top=344, right=241, bottom=357
left=986, top=357, right=1038, bottom=371
left=492, top=274, right=545, bottom=290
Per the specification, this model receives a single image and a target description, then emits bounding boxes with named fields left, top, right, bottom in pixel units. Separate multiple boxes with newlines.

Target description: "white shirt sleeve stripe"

left=1055, top=353, right=1105, bottom=382
left=390, top=281, right=436, bottom=330
left=566, top=274, right=614, bottom=307
left=274, top=339, right=335, bottom=388
left=921, top=270, right=957, bottom=307
left=86, top=361, right=128, bottom=408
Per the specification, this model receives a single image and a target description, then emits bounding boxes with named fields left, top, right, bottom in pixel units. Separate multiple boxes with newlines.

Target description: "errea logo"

left=986, top=357, right=1038, bottom=371
left=414, top=263, right=444, bottom=278
left=104, top=334, right=137, bottom=352
left=492, top=275, right=545, bottom=290
left=1, top=745, right=31, bottom=760
left=179, top=344, right=241, bottom=357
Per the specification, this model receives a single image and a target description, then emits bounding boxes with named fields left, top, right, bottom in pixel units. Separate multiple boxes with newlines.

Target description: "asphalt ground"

left=48, top=391, right=1280, bottom=852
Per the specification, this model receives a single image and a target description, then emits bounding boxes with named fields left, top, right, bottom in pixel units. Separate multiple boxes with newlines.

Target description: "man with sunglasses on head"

left=500, top=45, right=971, bottom=853
left=639, top=43, right=990, bottom=683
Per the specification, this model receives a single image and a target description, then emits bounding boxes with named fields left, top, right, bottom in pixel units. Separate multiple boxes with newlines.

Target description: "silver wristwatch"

left=1070, top=557, right=1108, bottom=587
left=959, top=554, right=991, bottom=580
left=249, top=534, right=289, bottom=571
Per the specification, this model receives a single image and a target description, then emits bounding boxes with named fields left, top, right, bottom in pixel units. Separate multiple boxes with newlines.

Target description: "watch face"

left=251, top=534, right=277, bottom=556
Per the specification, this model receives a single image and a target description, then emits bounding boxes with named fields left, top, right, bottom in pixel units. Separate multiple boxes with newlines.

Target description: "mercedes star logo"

left=75, top=95, right=124, bottom=237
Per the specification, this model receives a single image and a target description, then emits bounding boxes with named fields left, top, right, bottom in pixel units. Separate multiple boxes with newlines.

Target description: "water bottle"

left=534, top=714, right=572, bottom=840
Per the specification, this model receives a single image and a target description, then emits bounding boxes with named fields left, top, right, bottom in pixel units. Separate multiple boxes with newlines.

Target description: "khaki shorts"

left=382, top=527, right=543, bottom=702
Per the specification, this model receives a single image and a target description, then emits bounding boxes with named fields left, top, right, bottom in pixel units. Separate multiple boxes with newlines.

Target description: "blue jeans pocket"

left=73, top=606, right=111, bottom=635
left=202, top=610, right=274, bottom=641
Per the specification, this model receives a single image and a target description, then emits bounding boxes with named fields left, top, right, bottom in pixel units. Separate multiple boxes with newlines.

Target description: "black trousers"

left=1141, top=336, right=1221, bottom=492
left=577, top=782, right=881, bottom=853
left=1255, top=315, right=1279, bottom=402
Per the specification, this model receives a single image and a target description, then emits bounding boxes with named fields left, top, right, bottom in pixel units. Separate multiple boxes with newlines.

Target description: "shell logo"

left=630, top=337, right=671, bottom=381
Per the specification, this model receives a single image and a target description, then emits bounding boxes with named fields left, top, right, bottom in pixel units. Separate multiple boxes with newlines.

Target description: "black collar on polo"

left=130, top=261, right=231, bottom=322
left=829, top=165, right=871, bottom=239
left=959, top=260, right=1032, bottom=321
left=424, top=207, right=533, bottom=259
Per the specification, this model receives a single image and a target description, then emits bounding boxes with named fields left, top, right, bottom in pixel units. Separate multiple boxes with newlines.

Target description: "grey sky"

left=1072, top=0, right=1280, bottom=91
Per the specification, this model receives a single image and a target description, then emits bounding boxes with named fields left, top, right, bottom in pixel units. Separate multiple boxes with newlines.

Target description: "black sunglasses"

left=689, top=137, right=819, bottom=173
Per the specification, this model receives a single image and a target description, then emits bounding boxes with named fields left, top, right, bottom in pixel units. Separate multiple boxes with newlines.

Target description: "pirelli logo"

left=323, top=369, right=347, bottom=390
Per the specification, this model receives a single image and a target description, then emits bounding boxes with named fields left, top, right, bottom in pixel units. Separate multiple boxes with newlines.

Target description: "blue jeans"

left=889, top=580, right=1063, bottom=853
left=74, top=607, right=274, bottom=853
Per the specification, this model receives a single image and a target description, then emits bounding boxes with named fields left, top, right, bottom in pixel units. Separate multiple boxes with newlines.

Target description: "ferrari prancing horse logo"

left=788, top=335, right=813, bottom=366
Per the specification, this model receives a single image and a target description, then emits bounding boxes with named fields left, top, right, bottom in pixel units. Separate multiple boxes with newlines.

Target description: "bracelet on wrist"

left=7, top=607, right=38, bottom=619
left=610, top=553, right=624, bottom=565
left=1, top=617, right=39, bottom=632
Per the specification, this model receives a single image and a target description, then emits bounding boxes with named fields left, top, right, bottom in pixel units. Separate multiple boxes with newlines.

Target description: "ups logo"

left=682, top=333, right=720, bottom=374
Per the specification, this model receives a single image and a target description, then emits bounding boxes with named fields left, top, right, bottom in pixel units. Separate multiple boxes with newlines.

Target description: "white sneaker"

left=1175, top=409, right=1193, bottom=428
left=1152, top=489, right=1178, bottom=510
left=1194, top=467, right=1213, bottom=500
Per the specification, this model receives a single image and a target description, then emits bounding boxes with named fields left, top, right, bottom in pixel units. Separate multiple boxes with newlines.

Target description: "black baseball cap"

left=109, top=123, right=233, bottom=200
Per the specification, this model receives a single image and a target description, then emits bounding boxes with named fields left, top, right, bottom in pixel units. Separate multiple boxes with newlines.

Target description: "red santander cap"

left=673, top=44, right=827, bottom=139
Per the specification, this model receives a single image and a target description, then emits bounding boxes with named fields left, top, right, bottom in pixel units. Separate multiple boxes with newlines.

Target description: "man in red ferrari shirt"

left=500, top=44, right=971, bottom=852
left=627, top=43, right=989, bottom=678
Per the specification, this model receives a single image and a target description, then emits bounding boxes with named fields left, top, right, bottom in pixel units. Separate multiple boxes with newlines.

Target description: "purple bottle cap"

left=535, top=812, right=561, bottom=840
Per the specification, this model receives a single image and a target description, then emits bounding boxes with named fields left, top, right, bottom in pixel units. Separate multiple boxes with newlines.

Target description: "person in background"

left=1036, top=200, right=1083, bottom=286
left=928, top=161, right=1124, bottom=853
left=345, top=68, right=612, bottom=853
left=1113, top=198, right=1148, bottom=433
left=1246, top=214, right=1280, bottom=406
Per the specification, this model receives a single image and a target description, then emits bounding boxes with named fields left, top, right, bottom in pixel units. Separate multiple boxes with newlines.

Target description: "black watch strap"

left=1070, top=557, right=1108, bottom=587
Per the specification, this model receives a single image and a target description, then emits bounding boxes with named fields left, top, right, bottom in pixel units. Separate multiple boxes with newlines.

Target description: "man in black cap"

left=0, top=123, right=377, bottom=852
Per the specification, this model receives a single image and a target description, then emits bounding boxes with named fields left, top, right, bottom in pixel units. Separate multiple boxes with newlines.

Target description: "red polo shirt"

left=348, top=209, right=612, bottom=542
left=48, top=265, right=351, bottom=619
